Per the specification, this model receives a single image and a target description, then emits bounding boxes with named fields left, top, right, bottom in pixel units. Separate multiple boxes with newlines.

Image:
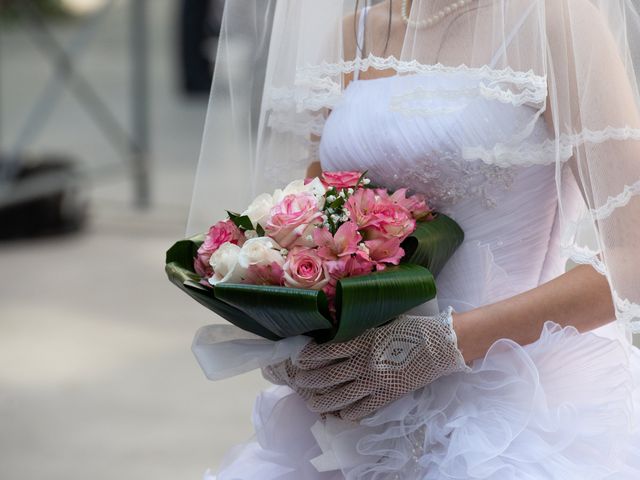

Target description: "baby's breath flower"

left=330, top=214, right=340, bottom=223
left=280, top=248, right=289, bottom=256
left=362, top=178, right=371, bottom=185
left=338, top=191, right=346, bottom=198
left=326, top=195, right=336, bottom=202
left=347, top=188, right=354, bottom=195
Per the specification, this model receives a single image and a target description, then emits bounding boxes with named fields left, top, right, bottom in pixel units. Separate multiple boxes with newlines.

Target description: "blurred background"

left=0, top=1, right=271, bottom=478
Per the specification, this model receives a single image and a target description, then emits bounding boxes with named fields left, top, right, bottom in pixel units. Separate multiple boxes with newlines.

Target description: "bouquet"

left=166, top=171, right=464, bottom=343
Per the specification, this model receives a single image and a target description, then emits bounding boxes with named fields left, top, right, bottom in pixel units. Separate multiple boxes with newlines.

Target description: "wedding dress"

left=204, top=6, right=640, bottom=480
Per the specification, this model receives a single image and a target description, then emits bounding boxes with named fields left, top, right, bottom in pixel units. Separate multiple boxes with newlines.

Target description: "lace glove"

left=262, top=306, right=472, bottom=421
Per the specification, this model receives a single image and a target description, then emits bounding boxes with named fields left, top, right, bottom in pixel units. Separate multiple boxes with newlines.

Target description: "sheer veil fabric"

left=187, top=0, right=640, bottom=341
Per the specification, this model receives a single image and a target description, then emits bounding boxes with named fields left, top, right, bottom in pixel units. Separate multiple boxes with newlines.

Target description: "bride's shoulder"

left=341, top=3, right=391, bottom=59
left=342, top=11, right=357, bottom=61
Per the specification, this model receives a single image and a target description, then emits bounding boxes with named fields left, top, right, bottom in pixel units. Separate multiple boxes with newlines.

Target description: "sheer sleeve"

left=546, top=0, right=640, bottom=337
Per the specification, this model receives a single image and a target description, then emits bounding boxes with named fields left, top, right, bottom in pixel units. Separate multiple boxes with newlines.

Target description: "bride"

left=187, top=0, right=640, bottom=478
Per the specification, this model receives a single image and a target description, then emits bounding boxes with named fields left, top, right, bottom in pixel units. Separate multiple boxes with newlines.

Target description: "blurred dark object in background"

left=179, top=0, right=223, bottom=95
left=0, top=156, right=88, bottom=239
left=0, top=0, right=150, bottom=224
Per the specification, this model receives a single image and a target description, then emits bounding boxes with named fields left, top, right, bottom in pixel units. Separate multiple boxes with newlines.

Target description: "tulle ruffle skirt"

left=206, top=321, right=640, bottom=479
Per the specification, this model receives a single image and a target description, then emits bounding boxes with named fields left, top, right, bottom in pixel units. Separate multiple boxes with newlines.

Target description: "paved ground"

left=0, top=2, right=268, bottom=478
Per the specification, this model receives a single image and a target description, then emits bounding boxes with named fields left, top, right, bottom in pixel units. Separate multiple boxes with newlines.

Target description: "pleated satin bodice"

left=319, top=73, right=570, bottom=311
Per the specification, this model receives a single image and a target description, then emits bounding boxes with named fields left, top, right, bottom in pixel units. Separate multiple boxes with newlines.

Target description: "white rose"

left=237, top=237, right=285, bottom=270
left=271, top=188, right=286, bottom=206
left=303, top=177, right=328, bottom=200
left=283, top=178, right=326, bottom=196
left=208, top=243, right=243, bottom=285
left=281, top=179, right=307, bottom=196
left=282, top=178, right=326, bottom=209
left=242, top=193, right=275, bottom=229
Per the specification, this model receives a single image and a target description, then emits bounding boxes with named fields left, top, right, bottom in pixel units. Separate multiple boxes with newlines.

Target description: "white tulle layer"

left=207, top=321, right=640, bottom=480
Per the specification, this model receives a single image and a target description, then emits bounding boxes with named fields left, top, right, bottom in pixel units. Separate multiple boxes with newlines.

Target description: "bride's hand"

left=261, top=307, right=472, bottom=422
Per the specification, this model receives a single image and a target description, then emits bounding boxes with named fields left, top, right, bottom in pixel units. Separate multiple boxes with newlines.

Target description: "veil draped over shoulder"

left=187, top=0, right=640, bottom=342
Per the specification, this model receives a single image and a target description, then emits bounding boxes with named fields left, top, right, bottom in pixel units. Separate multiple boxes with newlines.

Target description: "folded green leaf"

left=401, top=213, right=464, bottom=277
left=165, top=262, right=282, bottom=341
left=166, top=234, right=204, bottom=268
left=214, top=284, right=334, bottom=339
left=331, top=264, right=436, bottom=343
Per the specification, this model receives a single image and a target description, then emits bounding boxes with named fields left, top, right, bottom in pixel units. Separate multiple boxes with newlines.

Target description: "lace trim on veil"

left=265, top=55, right=547, bottom=140
left=591, top=178, right=640, bottom=220
left=563, top=244, right=607, bottom=275
left=462, top=126, right=640, bottom=168
left=613, top=291, right=640, bottom=333
left=268, top=55, right=546, bottom=112
left=296, top=53, right=545, bottom=85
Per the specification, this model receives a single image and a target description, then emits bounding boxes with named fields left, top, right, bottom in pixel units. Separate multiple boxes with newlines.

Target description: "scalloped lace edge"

left=296, top=53, right=547, bottom=86
left=267, top=112, right=326, bottom=137
left=387, top=83, right=546, bottom=116
left=479, top=82, right=546, bottom=107
left=269, top=84, right=342, bottom=112
left=613, top=291, right=640, bottom=331
left=462, top=126, right=640, bottom=168
left=591, top=178, right=640, bottom=220
left=267, top=54, right=547, bottom=115
left=563, top=244, right=608, bottom=275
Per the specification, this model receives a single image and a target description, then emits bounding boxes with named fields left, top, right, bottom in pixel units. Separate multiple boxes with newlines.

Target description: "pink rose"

left=194, top=256, right=213, bottom=280
left=364, top=201, right=416, bottom=242
left=313, top=222, right=362, bottom=261
left=283, top=247, right=331, bottom=290
left=365, top=237, right=405, bottom=268
left=265, top=193, right=324, bottom=249
left=195, top=219, right=245, bottom=279
left=244, top=262, right=285, bottom=286
left=320, top=171, right=363, bottom=189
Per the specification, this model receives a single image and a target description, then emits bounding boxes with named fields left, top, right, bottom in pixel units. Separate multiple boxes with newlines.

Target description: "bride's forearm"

left=452, top=265, right=616, bottom=363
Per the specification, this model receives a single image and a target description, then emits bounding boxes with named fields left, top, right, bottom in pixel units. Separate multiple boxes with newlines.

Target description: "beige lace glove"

left=262, top=306, right=472, bottom=421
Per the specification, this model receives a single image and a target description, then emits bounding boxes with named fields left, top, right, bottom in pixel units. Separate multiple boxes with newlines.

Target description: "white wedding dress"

left=206, top=9, right=640, bottom=479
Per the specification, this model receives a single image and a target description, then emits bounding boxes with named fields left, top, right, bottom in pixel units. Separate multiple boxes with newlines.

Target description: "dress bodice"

left=319, top=73, right=577, bottom=312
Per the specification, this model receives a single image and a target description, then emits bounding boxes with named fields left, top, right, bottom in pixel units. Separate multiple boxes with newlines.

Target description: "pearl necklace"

left=401, top=0, right=473, bottom=29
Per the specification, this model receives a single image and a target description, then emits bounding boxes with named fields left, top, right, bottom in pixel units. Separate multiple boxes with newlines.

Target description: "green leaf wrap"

left=165, top=213, right=464, bottom=342
left=400, top=213, right=464, bottom=276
